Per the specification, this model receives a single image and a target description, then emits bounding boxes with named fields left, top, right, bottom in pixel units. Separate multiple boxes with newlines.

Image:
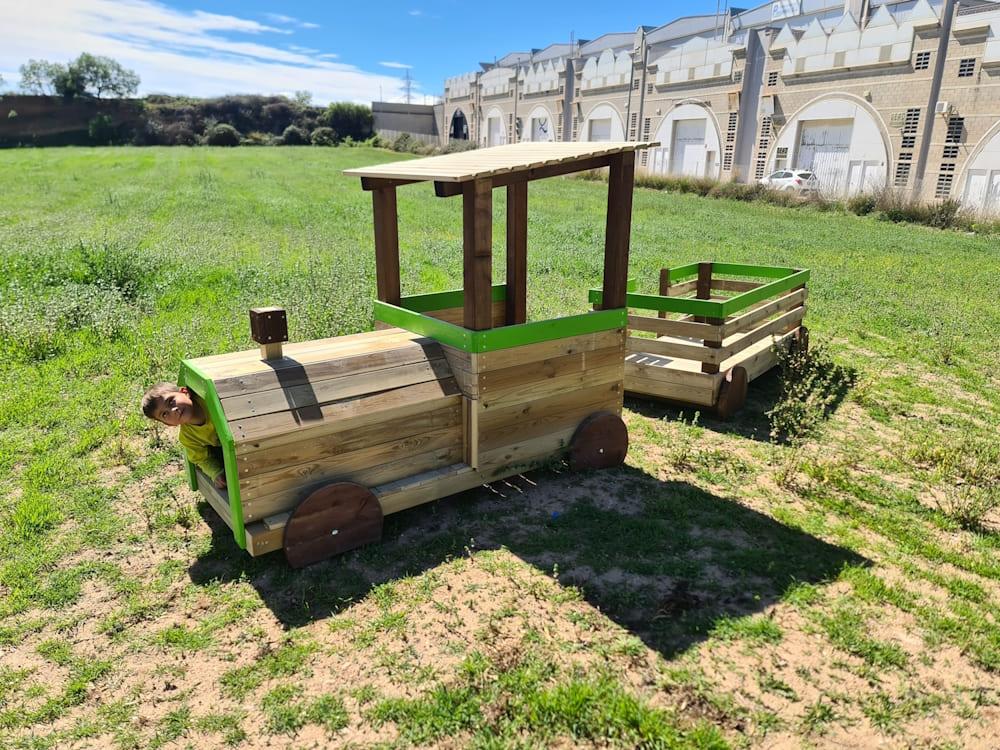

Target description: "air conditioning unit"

left=935, top=101, right=952, bottom=115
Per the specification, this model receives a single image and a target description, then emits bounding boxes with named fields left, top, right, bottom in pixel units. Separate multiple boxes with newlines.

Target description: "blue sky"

left=0, top=0, right=713, bottom=104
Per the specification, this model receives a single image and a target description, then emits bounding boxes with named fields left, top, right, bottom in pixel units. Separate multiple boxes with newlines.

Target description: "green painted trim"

left=720, top=269, right=810, bottom=317
left=710, top=262, right=799, bottom=279
left=178, top=360, right=246, bottom=550
left=399, top=284, right=507, bottom=313
left=184, top=459, right=197, bottom=492
left=666, top=263, right=700, bottom=282
left=376, top=300, right=625, bottom=353
left=588, top=288, right=726, bottom=317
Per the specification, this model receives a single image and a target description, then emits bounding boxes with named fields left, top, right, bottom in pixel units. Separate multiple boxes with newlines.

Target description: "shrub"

left=131, top=119, right=163, bottom=146
left=310, top=126, right=337, bottom=146
left=320, top=102, right=373, bottom=141
left=391, top=132, right=413, bottom=152
left=241, top=131, right=272, bottom=146
left=847, top=193, right=877, bottom=216
left=205, top=123, right=241, bottom=147
left=927, top=199, right=962, bottom=229
left=278, top=125, right=309, bottom=145
left=441, top=140, right=477, bottom=154
left=163, top=122, right=197, bottom=146
left=88, top=114, right=117, bottom=145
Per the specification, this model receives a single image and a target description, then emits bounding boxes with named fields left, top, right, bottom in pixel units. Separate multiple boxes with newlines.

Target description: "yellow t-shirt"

left=179, top=407, right=224, bottom=481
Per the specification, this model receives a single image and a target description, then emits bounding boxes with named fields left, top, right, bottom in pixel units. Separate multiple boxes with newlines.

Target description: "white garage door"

left=589, top=118, right=612, bottom=141
left=964, top=169, right=1000, bottom=213
left=488, top=117, right=503, bottom=146
left=670, top=119, right=708, bottom=176
left=797, top=119, right=853, bottom=195
left=531, top=116, right=551, bottom=142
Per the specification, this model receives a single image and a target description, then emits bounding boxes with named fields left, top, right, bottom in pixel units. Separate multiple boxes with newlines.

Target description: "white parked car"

left=760, top=169, right=819, bottom=194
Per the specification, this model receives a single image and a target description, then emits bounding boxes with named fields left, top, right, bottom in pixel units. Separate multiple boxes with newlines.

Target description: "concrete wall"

left=372, top=102, right=441, bottom=144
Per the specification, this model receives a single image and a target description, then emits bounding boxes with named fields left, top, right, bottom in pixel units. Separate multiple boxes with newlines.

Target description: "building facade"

left=442, top=0, right=1000, bottom=213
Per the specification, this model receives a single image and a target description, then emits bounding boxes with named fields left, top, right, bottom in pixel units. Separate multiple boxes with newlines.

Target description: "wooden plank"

left=236, top=401, right=462, bottom=475
left=465, top=398, right=480, bottom=469
left=423, top=301, right=506, bottom=327
left=373, top=187, right=401, bottom=305
left=628, top=315, right=723, bottom=342
left=478, top=328, right=624, bottom=370
left=601, top=151, right=635, bottom=310
left=478, top=380, right=622, bottom=452
left=505, top=180, right=528, bottom=325
left=724, top=328, right=797, bottom=381
left=478, top=346, right=623, bottom=396
left=712, top=279, right=763, bottom=293
left=239, top=424, right=462, bottom=498
left=479, top=362, right=623, bottom=411
left=241, top=443, right=463, bottom=523
left=625, top=374, right=719, bottom=406
left=626, top=335, right=720, bottom=364
left=463, top=178, right=493, bottom=330
left=720, top=288, right=807, bottom=339
left=478, top=425, right=579, bottom=479
left=220, top=358, right=453, bottom=421
left=195, top=468, right=233, bottom=529
left=658, top=268, right=671, bottom=318
left=230, top=378, right=462, bottom=445
left=625, top=355, right=722, bottom=389
left=695, top=262, right=721, bottom=375
left=376, top=463, right=483, bottom=515
left=718, top=306, right=806, bottom=361
left=213, top=338, right=445, bottom=399
left=245, top=521, right=283, bottom=556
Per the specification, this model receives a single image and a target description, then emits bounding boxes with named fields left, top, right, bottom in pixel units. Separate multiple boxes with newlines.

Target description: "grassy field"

left=1, top=146, right=998, bottom=749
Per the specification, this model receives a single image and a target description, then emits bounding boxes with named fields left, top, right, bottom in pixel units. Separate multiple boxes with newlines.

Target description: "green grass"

left=1, top=146, right=998, bottom=748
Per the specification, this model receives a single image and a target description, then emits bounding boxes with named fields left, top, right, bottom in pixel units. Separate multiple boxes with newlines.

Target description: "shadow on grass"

left=189, top=462, right=866, bottom=660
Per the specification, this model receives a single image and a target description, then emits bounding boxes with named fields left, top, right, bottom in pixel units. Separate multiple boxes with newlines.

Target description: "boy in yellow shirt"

left=141, top=382, right=226, bottom=489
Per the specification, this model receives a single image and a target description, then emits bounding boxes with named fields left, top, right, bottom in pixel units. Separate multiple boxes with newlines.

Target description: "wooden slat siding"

left=373, top=186, right=401, bottom=305
left=423, top=302, right=506, bottom=327
left=624, top=355, right=722, bottom=389
left=628, top=315, right=723, bottom=342
left=465, top=398, right=480, bottom=468
left=434, top=154, right=619, bottom=196
left=602, top=151, right=635, bottom=311
left=478, top=381, right=622, bottom=452
left=236, top=402, right=462, bottom=476
left=230, top=378, right=462, bottom=445
left=479, top=362, right=623, bottom=411
left=241, top=443, right=463, bottom=523
left=478, top=425, right=579, bottom=479
left=377, top=464, right=482, bottom=515
left=196, top=468, right=233, bottom=529
left=712, top=279, right=763, bottom=292
left=664, top=279, right=698, bottom=297
left=506, top=180, right=528, bottom=325
left=213, top=338, right=445, bottom=399
left=245, top=521, right=283, bottom=556
left=463, top=178, right=493, bottom=330
left=219, top=357, right=453, bottom=422
left=727, top=330, right=795, bottom=381
left=626, top=335, right=720, bottom=364
left=238, top=423, right=462, bottom=498
left=658, top=269, right=671, bottom=319
left=440, top=346, right=479, bottom=399
left=477, top=329, right=624, bottom=370
left=477, top=346, right=622, bottom=396
left=717, top=306, right=806, bottom=362
left=625, top=374, right=719, bottom=406
left=694, top=262, right=721, bottom=375
left=719, top=288, right=807, bottom=339
left=194, top=328, right=418, bottom=380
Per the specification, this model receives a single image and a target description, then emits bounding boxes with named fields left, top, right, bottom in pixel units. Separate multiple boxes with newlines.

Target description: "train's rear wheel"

left=569, top=411, right=628, bottom=471
left=284, top=482, right=383, bottom=568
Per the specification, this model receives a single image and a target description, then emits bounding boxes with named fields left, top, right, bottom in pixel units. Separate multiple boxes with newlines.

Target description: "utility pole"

left=404, top=69, right=413, bottom=104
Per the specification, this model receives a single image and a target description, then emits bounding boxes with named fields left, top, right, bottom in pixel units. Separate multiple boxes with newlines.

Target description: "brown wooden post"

left=372, top=187, right=401, bottom=305
left=505, top=180, right=528, bottom=325
left=601, top=151, right=635, bottom=310
left=463, top=178, right=493, bottom=330
left=657, top=268, right=671, bottom=319
left=696, top=262, right=722, bottom=374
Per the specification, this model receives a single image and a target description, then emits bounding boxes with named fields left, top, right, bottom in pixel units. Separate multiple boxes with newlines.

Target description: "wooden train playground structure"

left=176, top=142, right=809, bottom=567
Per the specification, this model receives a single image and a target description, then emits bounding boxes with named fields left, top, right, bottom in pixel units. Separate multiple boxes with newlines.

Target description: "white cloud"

left=379, top=61, right=413, bottom=69
left=408, top=9, right=423, bottom=16
left=263, top=12, right=320, bottom=29
left=1, top=0, right=410, bottom=104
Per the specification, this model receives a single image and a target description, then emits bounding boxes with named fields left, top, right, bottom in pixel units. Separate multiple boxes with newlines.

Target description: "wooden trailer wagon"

left=590, top=262, right=809, bottom=417
left=178, top=141, right=657, bottom=567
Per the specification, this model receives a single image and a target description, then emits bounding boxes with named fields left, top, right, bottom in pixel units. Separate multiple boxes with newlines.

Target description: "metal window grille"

left=776, top=147, right=788, bottom=159
left=558, top=85, right=564, bottom=95
left=641, top=151, right=648, bottom=166
left=902, top=108, right=920, bottom=134
left=557, top=113, right=563, bottom=127
left=958, top=58, right=975, bottom=77
left=936, top=171, right=954, bottom=198
left=726, top=113, right=738, bottom=143
left=642, top=118, right=651, bottom=140
left=632, top=77, right=640, bottom=90
left=575, top=87, right=580, bottom=97
left=572, top=116, right=578, bottom=139
left=734, top=69, right=743, bottom=84
left=894, top=163, right=911, bottom=187
left=901, top=135, right=916, bottom=148
left=723, top=147, right=734, bottom=171
left=767, top=71, right=779, bottom=86
left=914, top=51, right=931, bottom=70
left=898, top=151, right=912, bottom=162
left=646, top=82, right=653, bottom=94
left=945, top=117, right=964, bottom=143
left=755, top=116, right=772, bottom=179
left=943, top=145, right=959, bottom=159
left=629, top=113, right=638, bottom=139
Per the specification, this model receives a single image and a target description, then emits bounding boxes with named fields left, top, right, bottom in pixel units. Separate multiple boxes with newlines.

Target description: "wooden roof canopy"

left=346, top=142, right=658, bottom=331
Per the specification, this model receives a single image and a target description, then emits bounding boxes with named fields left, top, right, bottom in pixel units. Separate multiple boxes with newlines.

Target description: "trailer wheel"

left=569, top=411, right=628, bottom=471
left=715, top=365, right=748, bottom=420
left=284, top=482, right=383, bottom=568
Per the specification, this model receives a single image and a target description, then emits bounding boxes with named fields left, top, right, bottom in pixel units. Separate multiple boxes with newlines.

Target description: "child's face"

left=153, top=388, right=197, bottom=427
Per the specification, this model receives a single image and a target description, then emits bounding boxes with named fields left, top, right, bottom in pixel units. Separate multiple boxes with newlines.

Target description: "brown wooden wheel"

left=714, top=365, right=748, bottom=420
left=569, top=411, right=629, bottom=471
left=284, top=482, right=383, bottom=568
left=792, top=325, right=810, bottom=354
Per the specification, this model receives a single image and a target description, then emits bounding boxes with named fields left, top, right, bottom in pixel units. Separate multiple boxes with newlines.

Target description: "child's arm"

left=179, top=431, right=226, bottom=489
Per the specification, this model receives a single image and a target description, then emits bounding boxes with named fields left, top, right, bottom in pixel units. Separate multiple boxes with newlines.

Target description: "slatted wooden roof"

left=344, top=141, right=658, bottom=183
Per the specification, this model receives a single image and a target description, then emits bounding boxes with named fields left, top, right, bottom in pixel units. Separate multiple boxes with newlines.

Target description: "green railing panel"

left=666, top=262, right=700, bottom=282
left=710, top=262, right=799, bottom=279
left=720, top=269, right=810, bottom=317
left=399, top=284, right=507, bottom=313
left=178, top=360, right=246, bottom=550
left=588, top=288, right=726, bottom=318
left=374, top=301, right=474, bottom=349
left=472, top=309, right=626, bottom=352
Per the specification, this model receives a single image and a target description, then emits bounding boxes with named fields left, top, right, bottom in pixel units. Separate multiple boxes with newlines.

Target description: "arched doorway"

left=960, top=123, right=1000, bottom=215
left=449, top=109, right=469, bottom=141
left=648, top=103, right=723, bottom=178
left=581, top=103, right=624, bottom=142
left=525, top=105, right=554, bottom=142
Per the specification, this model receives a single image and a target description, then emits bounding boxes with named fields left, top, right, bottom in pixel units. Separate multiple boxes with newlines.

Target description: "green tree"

left=320, top=102, right=373, bottom=143
left=293, top=90, right=313, bottom=107
left=68, top=54, right=140, bottom=98
left=19, top=59, right=65, bottom=95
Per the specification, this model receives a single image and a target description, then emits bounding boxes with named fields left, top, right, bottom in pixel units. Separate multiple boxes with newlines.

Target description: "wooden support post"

left=695, top=262, right=721, bottom=374
left=658, top=268, right=671, bottom=319
left=601, top=151, right=635, bottom=311
left=505, top=180, right=528, bottom=325
left=249, top=306, right=288, bottom=361
left=463, top=178, right=493, bottom=330
left=372, top=187, right=401, bottom=306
